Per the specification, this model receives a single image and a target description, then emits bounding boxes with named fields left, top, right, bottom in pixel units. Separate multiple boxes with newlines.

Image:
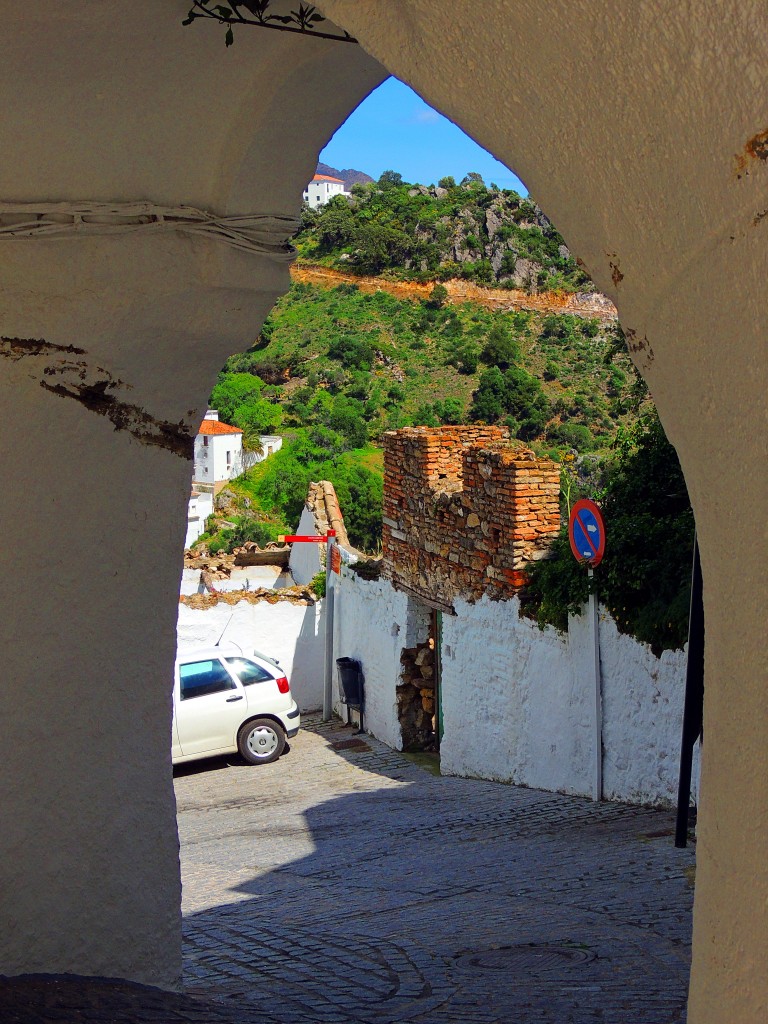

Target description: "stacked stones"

left=397, top=640, right=436, bottom=750
left=382, top=426, right=560, bottom=608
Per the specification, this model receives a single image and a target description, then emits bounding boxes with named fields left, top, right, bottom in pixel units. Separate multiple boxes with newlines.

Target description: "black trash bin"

left=336, top=657, right=363, bottom=708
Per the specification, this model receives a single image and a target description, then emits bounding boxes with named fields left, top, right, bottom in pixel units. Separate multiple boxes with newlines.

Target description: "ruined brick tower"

left=382, top=426, right=561, bottom=608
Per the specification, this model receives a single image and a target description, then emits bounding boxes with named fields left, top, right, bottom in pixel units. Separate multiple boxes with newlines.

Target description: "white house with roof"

left=303, top=173, right=346, bottom=208
left=192, top=410, right=244, bottom=493
left=191, top=411, right=284, bottom=493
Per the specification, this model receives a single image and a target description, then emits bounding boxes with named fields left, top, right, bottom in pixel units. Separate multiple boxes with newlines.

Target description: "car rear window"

left=179, top=659, right=236, bottom=700
left=225, top=657, right=274, bottom=686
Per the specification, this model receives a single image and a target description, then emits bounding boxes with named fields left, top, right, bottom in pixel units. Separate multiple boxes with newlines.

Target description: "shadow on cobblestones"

left=0, top=722, right=694, bottom=1023
left=177, top=721, right=695, bottom=1024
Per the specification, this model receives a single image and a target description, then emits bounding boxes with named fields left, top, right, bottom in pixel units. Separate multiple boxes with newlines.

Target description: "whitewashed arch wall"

left=0, top=2, right=765, bottom=1021
left=317, top=4, right=768, bottom=1021
left=0, top=1, right=384, bottom=989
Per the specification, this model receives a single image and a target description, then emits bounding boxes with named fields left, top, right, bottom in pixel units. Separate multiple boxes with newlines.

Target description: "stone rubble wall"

left=382, top=426, right=560, bottom=607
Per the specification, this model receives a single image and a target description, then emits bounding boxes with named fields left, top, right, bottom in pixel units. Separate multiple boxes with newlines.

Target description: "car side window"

left=179, top=659, right=237, bottom=700
left=225, top=657, right=273, bottom=686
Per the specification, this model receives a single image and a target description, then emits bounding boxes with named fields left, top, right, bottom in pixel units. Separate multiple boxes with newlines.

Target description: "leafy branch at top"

left=182, top=1, right=357, bottom=47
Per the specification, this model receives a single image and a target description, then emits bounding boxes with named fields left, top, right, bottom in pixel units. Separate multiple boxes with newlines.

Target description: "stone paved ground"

left=0, top=716, right=695, bottom=1022
left=176, top=714, right=696, bottom=1024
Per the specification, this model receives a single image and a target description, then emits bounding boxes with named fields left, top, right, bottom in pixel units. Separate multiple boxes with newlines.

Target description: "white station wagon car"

left=172, top=644, right=300, bottom=766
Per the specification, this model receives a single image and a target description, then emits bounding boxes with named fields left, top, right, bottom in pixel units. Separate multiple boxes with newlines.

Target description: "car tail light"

left=276, top=676, right=290, bottom=694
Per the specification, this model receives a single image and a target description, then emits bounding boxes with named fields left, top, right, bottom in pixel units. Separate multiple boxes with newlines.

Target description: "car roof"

left=176, top=642, right=243, bottom=665
left=176, top=644, right=279, bottom=670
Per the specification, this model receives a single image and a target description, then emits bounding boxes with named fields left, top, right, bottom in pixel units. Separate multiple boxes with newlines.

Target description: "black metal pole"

left=675, top=535, right=705, bottom=848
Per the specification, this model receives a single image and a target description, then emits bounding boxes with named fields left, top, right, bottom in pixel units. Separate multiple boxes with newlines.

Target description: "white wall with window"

left=303, top=173, right=346, bottom=208
left=185, top=491, right=214, bottom=549
left=192, top=411, right=244, bottom=491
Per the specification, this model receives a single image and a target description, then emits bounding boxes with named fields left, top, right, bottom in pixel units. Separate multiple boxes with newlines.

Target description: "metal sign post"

left=587, top=567, right=602, bottom=802
left=569, top=499, right=606, bottom=803
left=323, top=530, right=337, bottom=721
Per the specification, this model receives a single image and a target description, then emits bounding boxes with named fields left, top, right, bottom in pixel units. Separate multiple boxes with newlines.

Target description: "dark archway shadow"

left=180, top=738, right=694, bottom=1024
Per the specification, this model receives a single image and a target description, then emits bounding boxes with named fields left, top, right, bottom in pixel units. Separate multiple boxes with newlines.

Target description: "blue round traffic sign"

left=568, top=498, right=606, bottom=566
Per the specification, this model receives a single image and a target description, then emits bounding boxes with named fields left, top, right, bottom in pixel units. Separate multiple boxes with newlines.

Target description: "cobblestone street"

left=176, top=715, right=695, bottom=1024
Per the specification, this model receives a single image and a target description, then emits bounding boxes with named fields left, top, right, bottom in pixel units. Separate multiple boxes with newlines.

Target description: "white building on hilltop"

left=192, top=410, right=244, bottom=493
left=303, top=173, right=346, bottom=208
left=192, top=411, right=284, bottom=497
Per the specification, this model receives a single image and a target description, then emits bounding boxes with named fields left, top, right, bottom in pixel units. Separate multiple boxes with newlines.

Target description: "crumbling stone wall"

left=382, top=426, right=560, bottom=607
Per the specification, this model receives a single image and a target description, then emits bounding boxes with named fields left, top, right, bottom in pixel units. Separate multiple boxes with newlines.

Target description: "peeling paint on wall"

left=734, top=127, right=768, bottom=177
left=623, top=327, right=655, bottom=369
left=0, top=336, right=85, bottom=359
left=40, top=379, right=194, bottom=458
left=0, top=336, right=193, bottom=458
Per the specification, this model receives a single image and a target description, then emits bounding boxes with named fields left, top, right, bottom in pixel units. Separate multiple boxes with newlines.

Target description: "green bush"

left=480, top=322, right=520, bottom=369
left=525, top=410, right=694, bottom=654
left=546, top=422, right=595, bottom=451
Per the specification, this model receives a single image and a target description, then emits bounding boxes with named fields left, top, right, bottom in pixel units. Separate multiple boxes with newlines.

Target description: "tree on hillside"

left=352, top=222, right=411, bottom=274
left=502, top=367, right=550, bottom=440
left=378, top=169, right=403, bottom=188
left=233, top=399, right=283, bottom=436
left=470, top=366, right=507, bottom=422
left=210, top=372, right=264, bottom=423
left=240, top=425, right=264, bottom=474
left=524, top=409, right=694, bottom=653
left=480, top=322, right=520, bottom=369
left=469, top=365, right=550, bottom=439
left=316, top=197, right=356, bottom=250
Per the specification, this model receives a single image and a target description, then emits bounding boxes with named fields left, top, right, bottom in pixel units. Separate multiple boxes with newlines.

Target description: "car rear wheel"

left=238, top=718, right=286, bottom=765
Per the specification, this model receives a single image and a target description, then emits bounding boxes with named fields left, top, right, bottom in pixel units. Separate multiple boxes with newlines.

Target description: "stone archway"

left=0, top=1, right=386, bottom=990
left=315, top=7, right=768, bottom=1022
left=0, top=3, right=765, bottom=1021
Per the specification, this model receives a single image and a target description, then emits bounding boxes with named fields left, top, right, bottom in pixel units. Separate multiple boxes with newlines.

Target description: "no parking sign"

left=568, top=498, right=606, bottom=567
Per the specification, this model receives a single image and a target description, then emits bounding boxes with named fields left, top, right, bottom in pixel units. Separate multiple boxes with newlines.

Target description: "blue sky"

left=320, top=78, right=528, bottom=194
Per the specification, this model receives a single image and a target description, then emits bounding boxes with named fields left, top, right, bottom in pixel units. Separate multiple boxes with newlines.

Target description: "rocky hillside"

left=316, top=161, right=374, bottom=187
left=296, top=172, right=594, bottom=293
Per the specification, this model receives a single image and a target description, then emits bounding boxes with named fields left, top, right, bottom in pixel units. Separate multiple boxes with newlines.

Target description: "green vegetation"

left=203, top=278, right=640, bottom=555
left=196, top=174, right=695, bottom=652
left=523, top=411, right=695, bottom=654
left=201, top=431, right=384, bottom=554
left=296, top=172, right=593, bottom=291
left=220, top=281, right=633, bottom=447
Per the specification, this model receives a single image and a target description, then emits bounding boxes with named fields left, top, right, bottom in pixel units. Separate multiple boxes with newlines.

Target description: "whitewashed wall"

left=441, top=596, right=594, bottom=795
left=289, top=505, right=323, bottom=585
left=441, top=597, right=696, bottom=807
left=185, top=491, right=214, bottom=549
left=177, top=599, right=325, bottom=711
left=335, top=573, right=698, bottom=808
left=332, top=568, right=429, bottom=750
left=572, top=612, right=700, bottom=806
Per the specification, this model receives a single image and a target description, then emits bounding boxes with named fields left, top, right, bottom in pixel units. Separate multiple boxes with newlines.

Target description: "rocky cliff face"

left=300, top=177, right=591, bottom=292
left=316, top=161, right=374, bottom=187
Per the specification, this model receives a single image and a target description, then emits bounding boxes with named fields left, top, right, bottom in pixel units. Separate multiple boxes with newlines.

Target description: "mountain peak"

left=317, top=162, right=374, bottom=187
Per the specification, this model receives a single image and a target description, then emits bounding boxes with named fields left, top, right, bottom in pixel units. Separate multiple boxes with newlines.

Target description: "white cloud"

left=411, top=108, right=442, bottom=125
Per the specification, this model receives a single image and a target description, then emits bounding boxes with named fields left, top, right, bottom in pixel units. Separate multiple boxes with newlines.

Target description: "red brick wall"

left=382, top=427, right=560, bottom=607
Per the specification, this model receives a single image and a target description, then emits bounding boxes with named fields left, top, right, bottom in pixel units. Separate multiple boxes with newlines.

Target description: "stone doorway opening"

left=397, top=603, right=444, bottom=753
